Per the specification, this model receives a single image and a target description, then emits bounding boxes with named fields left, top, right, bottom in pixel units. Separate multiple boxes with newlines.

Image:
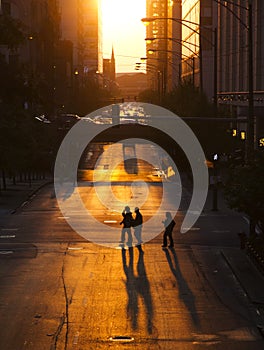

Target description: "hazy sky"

left=101, top=0, right=146, bottom=73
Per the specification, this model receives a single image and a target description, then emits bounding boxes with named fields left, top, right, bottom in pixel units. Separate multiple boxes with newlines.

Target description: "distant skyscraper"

left=59, top=0, right=103, bottom=75
left=145, top=0, right=171, bottom=94
left=145, top=0, right=180, bottom=93
left=82, top=0, right=103, bottom=74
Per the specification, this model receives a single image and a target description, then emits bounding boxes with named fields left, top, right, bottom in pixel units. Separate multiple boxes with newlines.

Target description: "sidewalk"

left=203, top=184, right=241, bottom=215
left=221, top=247, right=264, bottom=335
left=205, top=186, right=264, bottom=275
left=196, top=183, right=264, bottom=329
left=221, top=247, right=264, bottom=305
left=0, top=177, right=52, bottom=215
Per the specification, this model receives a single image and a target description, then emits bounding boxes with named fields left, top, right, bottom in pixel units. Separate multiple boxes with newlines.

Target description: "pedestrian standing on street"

left=120, top=206, right=133, bottom=247
left=133, top=207, right=143, bottom=245
left=162, top=212, right=175, bottom=248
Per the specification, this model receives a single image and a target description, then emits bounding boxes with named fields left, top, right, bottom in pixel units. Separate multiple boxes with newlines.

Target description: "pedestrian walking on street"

left=120, top=206, right=133, bottom=247
left=162, top=212, right=175, bottom=248
left=133, top=207, right=143, bottom=245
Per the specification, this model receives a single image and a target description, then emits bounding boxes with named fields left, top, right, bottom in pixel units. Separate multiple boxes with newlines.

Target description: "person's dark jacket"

left=120, top=212, right=133, bottom=228
left=133, top=211, right=143, bottom=227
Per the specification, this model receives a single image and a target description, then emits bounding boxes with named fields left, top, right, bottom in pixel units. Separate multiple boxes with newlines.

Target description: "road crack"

left=50, top=247, right=69, bottom=350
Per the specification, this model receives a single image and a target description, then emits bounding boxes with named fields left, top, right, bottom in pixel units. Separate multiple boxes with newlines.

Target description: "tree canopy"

left=224, top=152, right=264, bottom=235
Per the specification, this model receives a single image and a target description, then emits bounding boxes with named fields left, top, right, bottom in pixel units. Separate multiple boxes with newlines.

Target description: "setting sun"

left=101, top=0, right=146, bottom=72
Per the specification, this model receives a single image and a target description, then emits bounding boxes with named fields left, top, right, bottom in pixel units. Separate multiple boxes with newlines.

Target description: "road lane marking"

left=104, top=220, right=117, bottom=223
left=182, top=227, right=200, bottom=231
left=0, top=235, right=16, bottom=239
left=73, top=331, right=79, bottom=345
left=68, top=247, right=83, bottom=251
left=0, top=250, right=14, bottom=255
left=109, top=336, right=134, bottom=342
left=1, top=228, right=18, bottom=231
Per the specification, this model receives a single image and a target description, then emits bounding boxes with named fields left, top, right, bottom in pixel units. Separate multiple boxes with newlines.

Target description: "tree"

left=138, top=89, right=161, bottom=105
left=75, top=75, right=115, bottom=115
left=224, top=152, right=264, bottom=235
left=163, top=80, right=213, bottom=117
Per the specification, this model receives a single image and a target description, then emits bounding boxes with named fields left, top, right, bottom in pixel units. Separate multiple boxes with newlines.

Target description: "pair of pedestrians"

left=120, top=206, right=143, bottom=246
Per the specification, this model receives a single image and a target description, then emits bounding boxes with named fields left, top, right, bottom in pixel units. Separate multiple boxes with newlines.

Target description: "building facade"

left=217, top=1, right=264, bottom=104
left=0, top=0, right=60, bottom=67
left=181, top=0, right=217, bottom=102
left=0, top=0, right=61, bottom=113
left=145, top=0, right=174, bottom=94
left=217, top=0, right=264, bottom=145
left=0, top=0, right=103, bottom=113
left=59, top=0, right=103, bottom=76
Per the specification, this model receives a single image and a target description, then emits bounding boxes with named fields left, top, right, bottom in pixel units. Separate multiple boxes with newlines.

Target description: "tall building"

left=0, top=0, right=61, bottom=113
left=217, top=1, right=264, bottom=109
left=145, top=0, right=173, bottom=94
left=144, top=1, right=182, bottom=94
left=82, top=0, right=103, bottom=74
left=217, top=0, right=264, bottom=146
left=59, top=0, right=103, bottom=75
left=181, top=0, right=217, bottom=102
left=0, top=0, right=60, bottom=67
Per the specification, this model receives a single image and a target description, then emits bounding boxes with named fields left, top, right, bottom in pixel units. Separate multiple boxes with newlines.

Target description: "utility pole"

left=214, top=27, right=218, bottom=116
left=247, top=0, right=254, bottom=161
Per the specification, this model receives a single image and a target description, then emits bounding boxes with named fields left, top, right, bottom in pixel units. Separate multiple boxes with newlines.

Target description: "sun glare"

left=101, top=0, right=146, bottom=72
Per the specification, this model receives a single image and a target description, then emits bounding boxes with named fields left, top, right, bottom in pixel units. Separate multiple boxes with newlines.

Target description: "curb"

left=246, top=241, right=264, bottom=275
left=220, top=250, right=251, bottom=300
left=11, top=180, right=53, bottom=214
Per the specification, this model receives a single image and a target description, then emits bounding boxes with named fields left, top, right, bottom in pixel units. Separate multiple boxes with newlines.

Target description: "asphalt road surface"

left=0, top=141, right=263, bottom=350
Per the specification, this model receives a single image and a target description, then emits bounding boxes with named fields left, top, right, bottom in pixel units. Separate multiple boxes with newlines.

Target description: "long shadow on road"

left=164, top=247, right=200, bottom=328
left=121, top=246, right=154, bottom=334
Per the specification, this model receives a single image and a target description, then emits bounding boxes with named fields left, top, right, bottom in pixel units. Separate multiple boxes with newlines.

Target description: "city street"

left=1, top=0, right=264, bottom=349
left=0, top=141, right=264, bottom=350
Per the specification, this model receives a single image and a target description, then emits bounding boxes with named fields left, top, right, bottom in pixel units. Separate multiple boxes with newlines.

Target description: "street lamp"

left=147, top=48, right=197, bottom=86
left=135, top=61, right=163, bottom=102
left=140, top=52, right=185, bottom=94
left=145, top=37, right=199, bottom=58
left=142, top=16, right=218, bottom=113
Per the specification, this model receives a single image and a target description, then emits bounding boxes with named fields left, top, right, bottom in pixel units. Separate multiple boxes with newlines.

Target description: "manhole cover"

left=109, top=336, right=134, bottom=342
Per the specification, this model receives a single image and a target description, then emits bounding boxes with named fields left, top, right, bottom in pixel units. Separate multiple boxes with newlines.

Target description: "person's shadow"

left=122, top=246, right=154, bottom=333
left=164, top=247, right=200, bottom=328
